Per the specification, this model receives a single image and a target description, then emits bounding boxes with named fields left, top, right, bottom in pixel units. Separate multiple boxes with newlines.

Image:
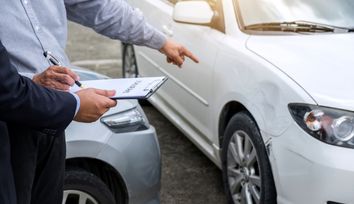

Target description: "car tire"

left=63, top=170, right=116, bottom=204
left=121, top=43, right=151, bottom=106
left=222, top=111, right=277, bottom=204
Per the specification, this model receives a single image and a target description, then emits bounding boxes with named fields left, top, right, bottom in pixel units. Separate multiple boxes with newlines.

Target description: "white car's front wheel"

left=222, top=112, right=277, bottom=204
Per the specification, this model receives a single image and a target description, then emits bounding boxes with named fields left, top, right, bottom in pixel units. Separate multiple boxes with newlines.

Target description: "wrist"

left=159, top=39, right=169, bottom=54
left=147, top=26, right=167, bottom=50
left=32, top=74, right=40, bottom=83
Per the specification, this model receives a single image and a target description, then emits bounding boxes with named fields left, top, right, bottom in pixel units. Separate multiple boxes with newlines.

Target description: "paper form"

left=71, top=77, right=167, bottom=99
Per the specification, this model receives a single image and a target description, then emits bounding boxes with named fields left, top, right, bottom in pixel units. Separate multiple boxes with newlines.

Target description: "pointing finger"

left=181, top=47, right=199, bottom=63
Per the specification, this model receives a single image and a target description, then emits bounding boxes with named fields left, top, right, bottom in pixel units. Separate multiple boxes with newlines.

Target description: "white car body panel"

left=247, top=34, right=354, bottom=111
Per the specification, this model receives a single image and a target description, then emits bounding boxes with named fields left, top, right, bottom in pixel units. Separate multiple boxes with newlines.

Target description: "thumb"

left=94, top=89, right=116, bottom=97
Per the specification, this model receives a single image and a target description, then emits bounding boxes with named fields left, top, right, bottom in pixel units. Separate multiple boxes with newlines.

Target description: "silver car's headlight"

left=289, top=103, right=354, bottom=148
left=101, top=107, right=149, bottom=133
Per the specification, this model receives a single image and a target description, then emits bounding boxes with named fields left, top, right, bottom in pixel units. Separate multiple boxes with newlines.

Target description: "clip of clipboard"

left=143, top=77, right=168, bottom=99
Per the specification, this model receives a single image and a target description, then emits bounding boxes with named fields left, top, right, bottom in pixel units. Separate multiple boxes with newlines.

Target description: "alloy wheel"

left=63, top=190, right=98, bottom=204
left=227, top=130, right=262, bottom=204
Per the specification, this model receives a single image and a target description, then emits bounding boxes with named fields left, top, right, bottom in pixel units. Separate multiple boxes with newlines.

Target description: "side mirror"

left=173, top=1, right=214, bottom=25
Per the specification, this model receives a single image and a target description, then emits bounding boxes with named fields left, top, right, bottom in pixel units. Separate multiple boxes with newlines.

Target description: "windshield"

left=236, top=0, right=354, bottom=29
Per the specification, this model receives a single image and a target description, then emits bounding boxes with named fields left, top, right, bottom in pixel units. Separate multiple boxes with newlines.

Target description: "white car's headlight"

left=289, top=103, right=354, bottom=148
left=101, top=107, right=149, bottom=133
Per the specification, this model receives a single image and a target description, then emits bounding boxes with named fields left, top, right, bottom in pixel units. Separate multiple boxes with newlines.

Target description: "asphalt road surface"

left=66, top=22, right=227, bottom=204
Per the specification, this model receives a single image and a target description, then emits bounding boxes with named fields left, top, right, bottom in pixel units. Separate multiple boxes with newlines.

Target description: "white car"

left=122, top=0, right=354, bottom=203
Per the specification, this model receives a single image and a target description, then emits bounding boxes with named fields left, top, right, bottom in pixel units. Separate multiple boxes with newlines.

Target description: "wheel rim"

left=227, top=130, right=262, bottom=204
left=63, top=190, right=99, bottom=204
left=123, top=45, right=137, bottom=78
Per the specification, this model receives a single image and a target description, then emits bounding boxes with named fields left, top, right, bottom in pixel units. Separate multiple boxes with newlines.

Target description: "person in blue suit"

left=0, top=41, right=117, bottom=204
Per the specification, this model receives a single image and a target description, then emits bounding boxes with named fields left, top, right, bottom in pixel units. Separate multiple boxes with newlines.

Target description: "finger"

left=181, top=47, right=199, bottom=63
left=171, top=60, right=181, bottom=67
left=171, top=54, right=184, bottom=67
left=53, top=66, right=80, bottom=81
left=94, top=89, right=116, bottom=97
left=52, top=81, right=70, bottom=91
left=105, top=98, right=117, bottom=108
left=54, top=73, right=76, bottom=86
left=106, top=90, right=116, bottom=97
left=168, top=58, right=177, bottom=65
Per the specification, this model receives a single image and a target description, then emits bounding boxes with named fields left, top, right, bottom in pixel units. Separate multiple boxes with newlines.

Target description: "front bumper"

left=97, top=125, right=161, bottom=204
left=270, top=122, right=354, bottom=204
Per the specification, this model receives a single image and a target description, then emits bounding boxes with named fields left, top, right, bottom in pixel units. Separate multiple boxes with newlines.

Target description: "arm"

left=0, top=42, right=77, bottom=131
left=65, top=0, right=166, bottom=50
left=65, top=0, right=198, bottom=66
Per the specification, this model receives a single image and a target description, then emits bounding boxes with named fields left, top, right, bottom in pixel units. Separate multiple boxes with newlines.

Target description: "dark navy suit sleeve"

left=0, top=41, right=77, bottom=132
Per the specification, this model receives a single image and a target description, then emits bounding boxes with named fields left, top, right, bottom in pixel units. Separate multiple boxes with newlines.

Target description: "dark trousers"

left=8, top=126, right=66, bottom=204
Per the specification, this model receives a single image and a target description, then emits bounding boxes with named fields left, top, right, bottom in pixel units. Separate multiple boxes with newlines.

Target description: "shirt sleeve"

left=69, top=92, right=81, bottom=116
left=64, top=0, right=167, bottom=50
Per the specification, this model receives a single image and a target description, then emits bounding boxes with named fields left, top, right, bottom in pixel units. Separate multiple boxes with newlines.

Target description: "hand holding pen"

left=33, top=51, right=82, bottom=91
left=43, top=51, right=83, bottom=88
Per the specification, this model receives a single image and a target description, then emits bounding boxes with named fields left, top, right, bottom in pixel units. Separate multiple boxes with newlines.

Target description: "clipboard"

left=80, top=77, right=168, bottom=100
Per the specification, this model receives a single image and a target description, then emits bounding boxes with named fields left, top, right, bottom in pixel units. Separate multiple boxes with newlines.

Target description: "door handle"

left=162, top=25, right=174, bottom=37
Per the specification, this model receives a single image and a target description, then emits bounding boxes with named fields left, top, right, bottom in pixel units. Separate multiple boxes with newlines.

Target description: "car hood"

left=247, top=33, right=354, bottom=111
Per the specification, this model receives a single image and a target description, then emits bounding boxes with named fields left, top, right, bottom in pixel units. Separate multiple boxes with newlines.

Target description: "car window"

left=235, top=0, right=354, bottom=28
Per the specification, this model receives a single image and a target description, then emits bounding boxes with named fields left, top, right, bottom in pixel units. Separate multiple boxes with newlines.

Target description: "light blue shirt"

left=0, top=0, right=166, bottom=116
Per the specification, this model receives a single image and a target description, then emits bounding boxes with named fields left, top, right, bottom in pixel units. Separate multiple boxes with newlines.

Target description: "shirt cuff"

left=145, top=25, right=167, bottom=50
left=69, top=92, right=81, bottom=116
left=19, top=72, right=35, bottom=79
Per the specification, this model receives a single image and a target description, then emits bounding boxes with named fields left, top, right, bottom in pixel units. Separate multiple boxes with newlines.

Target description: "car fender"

left=213, top=46, right=316, bottom=139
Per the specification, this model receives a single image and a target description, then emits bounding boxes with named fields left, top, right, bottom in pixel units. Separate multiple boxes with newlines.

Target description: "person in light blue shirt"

left=0, top=0, right=199, bottom=204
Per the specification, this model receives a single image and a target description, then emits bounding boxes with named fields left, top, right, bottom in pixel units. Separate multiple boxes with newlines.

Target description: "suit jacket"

left=0, top=41, right=77, bottom=203
left=0, top=122, right=16, bottom=204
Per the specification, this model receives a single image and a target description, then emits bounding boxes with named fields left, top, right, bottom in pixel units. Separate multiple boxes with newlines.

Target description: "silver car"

left=62, top=68, right=161, bottom=204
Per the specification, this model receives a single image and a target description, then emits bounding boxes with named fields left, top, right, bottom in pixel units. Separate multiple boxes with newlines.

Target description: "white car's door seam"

left=137, top=51, right=209, bottom=106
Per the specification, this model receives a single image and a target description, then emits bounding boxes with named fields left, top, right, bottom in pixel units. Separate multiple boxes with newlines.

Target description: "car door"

left=133, top=0, right=225, bottom=144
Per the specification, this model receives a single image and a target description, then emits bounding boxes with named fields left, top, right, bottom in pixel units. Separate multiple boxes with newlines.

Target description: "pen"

left=43, top=51, right=84, bottom=88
